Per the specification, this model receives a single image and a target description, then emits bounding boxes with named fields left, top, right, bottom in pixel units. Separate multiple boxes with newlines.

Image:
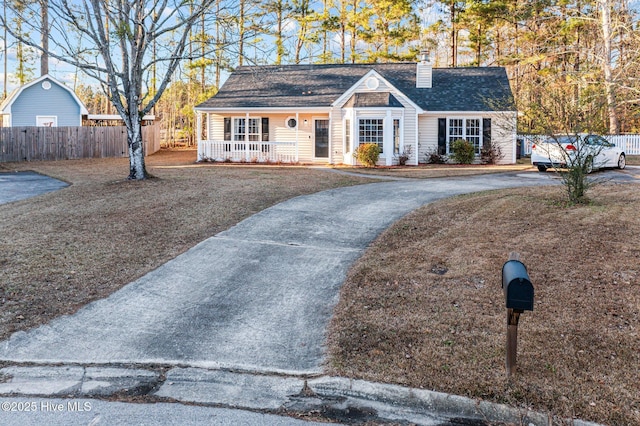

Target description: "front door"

left=314, top=119, right=329, bottom=158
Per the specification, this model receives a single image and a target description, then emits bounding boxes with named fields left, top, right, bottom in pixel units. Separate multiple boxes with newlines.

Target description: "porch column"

left=196, top=111, right=202, bottom=161
left=414, top=112, right=419, bottom=165
left=295, top=112, right=299, bottom=162
left=384, top=110, right=393, bottom=166
left=245, top=112, right=250, bottom=162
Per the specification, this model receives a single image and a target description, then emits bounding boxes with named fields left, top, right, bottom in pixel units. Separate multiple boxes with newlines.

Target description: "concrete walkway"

left=0, top=171, right=612, bottom=425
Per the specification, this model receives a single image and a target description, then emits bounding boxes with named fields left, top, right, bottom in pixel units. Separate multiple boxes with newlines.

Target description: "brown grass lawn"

left=326, top=184, right=640, bottom=425
left=334, top=163, right=533, bottom=179
left=0, top=149, right=371, bottom=341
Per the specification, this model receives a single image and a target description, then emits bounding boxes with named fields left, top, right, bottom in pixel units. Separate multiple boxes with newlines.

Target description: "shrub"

left=425, top=149, right=448, bottom=164
left=396, top=145, right=413, bottom=166
left=354, top=143, right=381, bottom=167
left=480, top=141, right=504, bottom=165
left=450, top=139, right=476, bottom=164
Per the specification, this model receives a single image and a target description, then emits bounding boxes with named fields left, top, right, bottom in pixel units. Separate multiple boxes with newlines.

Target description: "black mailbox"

left=502, top=260, right=534, bottom=311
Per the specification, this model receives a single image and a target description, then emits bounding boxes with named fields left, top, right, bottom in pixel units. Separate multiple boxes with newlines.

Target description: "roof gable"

left=196, top=64, right=515, bottom=112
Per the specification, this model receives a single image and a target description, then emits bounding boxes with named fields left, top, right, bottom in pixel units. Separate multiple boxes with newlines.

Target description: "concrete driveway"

left=0, top=172, right=556, bottom=373
left=0, top=171, right=68, bottom=205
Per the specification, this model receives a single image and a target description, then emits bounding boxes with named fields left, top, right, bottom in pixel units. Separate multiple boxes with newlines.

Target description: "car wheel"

left=585, top=156, right=594, bottom=174
left=537, top=165, right=547, bottom=172
left=617, top=153, right=626, bottom=170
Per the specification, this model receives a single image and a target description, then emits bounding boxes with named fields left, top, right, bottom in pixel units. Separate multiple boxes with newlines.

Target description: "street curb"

left=308, top=376, right=603, bottom=426
left=0, top=366, right=604, bottom=426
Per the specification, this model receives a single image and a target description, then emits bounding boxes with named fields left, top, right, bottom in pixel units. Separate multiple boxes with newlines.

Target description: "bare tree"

left=1, top=0, right=215, bottom=180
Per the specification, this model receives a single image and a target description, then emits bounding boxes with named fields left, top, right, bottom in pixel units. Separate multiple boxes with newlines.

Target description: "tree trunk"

left=599, top=0, right=620, bottom=134
left=239, top=0, right=245, bottom=66
left=127, top=118, right=149, bottom=180
left=40, top=0, right=48, bottom=76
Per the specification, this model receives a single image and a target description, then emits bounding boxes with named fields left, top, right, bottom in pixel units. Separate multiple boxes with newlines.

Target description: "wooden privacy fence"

left=0, top=125, right=161, bottom=163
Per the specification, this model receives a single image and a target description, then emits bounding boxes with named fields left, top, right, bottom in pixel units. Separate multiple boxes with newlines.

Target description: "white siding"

left=491, top=112, right=517, bottom=164
left=330, top=108, right=343, bottom=162
left=418, top=112, right=517, bottom=165
left=418, top=116, right=439, bottom=162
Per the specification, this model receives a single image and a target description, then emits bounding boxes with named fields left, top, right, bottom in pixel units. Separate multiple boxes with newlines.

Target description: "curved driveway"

left=0, top=171, right=608, bottom=375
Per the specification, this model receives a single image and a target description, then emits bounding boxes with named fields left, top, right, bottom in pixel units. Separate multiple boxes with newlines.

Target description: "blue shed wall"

left=11, top=78, right=82, bottom=126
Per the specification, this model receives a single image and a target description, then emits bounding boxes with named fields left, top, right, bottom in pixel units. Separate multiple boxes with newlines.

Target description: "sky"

left=1, top=1, right=640, bottom=97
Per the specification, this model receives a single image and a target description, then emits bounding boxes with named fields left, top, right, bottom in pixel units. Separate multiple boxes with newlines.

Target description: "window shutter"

left=483, top=118, right=491, bottom=149
left=261, top=117, right=269, bottom=142
left=224, top=117, right=231, bottom=141
left=437, top=118, right=447, bottom=155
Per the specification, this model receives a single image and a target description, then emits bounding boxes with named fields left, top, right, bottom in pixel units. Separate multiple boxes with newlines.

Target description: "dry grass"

left=0, top=149, right=371, bottom=340
left=626, top=155, right=640, bottom=166
left=326, top=184, right=640, bottom=425
left=334, top=163, right=533, bottom=179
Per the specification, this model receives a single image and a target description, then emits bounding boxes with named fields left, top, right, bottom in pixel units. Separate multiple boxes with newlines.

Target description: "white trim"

left=312, top=116, right=330, bottom=160
left=421, top=110, right=515, bottom=115
left=36, top=115, right=58, bottom=127
left=414, top=110, right=419, bottom=165
left=194, top=106, right=331, bottom=113
left=285, top=116, right=298, bottom=129
left=445, top=116, right=483, bottom=155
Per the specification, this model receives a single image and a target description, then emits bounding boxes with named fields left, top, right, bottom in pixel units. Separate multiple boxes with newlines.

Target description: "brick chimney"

left=416, top=51, right=432, bottom=89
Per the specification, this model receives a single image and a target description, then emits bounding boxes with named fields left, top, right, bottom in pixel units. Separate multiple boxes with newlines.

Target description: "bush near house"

left=354, top=143, right=381, bottom=167
left=450, top=139, right=476, bottom=164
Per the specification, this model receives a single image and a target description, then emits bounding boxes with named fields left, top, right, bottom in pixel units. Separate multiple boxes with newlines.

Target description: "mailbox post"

left=502, top=253, right=534, bottom=377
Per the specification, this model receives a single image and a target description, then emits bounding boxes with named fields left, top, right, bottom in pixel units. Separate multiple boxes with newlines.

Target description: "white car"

left=531, top=134, right=626, bottom=173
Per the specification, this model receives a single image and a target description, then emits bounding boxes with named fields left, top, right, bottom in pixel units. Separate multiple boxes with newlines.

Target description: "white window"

left=233, top=118, right=260, bottom=141
left=448, top=118, right=482, bottom=155
left=393, top=119, right=400, bottom=154
left=359, top=118, right=384, bottom=153
left=345, top=119, right=351, bottom=153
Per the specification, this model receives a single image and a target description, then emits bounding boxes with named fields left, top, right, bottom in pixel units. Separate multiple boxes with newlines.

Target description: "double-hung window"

left=233, top=117, right=261, bottom=150
left=234, top=118, right=260, bottom=141
left=359, top=118, right=384, bottom=153
left=448, top=118, right=482, bottom=155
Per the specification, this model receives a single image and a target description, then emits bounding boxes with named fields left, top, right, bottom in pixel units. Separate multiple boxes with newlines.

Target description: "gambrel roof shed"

left=0, top=74, right=88, bottom=127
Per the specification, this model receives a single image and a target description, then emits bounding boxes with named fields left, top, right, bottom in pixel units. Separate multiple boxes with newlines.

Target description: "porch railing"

left=197, top=140, right=298, bottom=163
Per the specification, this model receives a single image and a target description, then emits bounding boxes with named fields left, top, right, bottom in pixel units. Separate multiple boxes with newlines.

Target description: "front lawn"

left=327, top=184, right=639, bottom=425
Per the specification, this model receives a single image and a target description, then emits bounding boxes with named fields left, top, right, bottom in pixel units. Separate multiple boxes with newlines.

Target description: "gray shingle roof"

left=196, top=63, right=514, bottom=112
left=343, top=92, right=404, bottom=108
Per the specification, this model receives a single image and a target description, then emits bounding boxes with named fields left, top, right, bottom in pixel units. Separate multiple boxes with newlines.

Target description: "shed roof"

left=196, top=63, right=515, bottom=112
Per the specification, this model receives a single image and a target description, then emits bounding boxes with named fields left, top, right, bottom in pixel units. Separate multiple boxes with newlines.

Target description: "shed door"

left=314, top=119, right=329, bottom=158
